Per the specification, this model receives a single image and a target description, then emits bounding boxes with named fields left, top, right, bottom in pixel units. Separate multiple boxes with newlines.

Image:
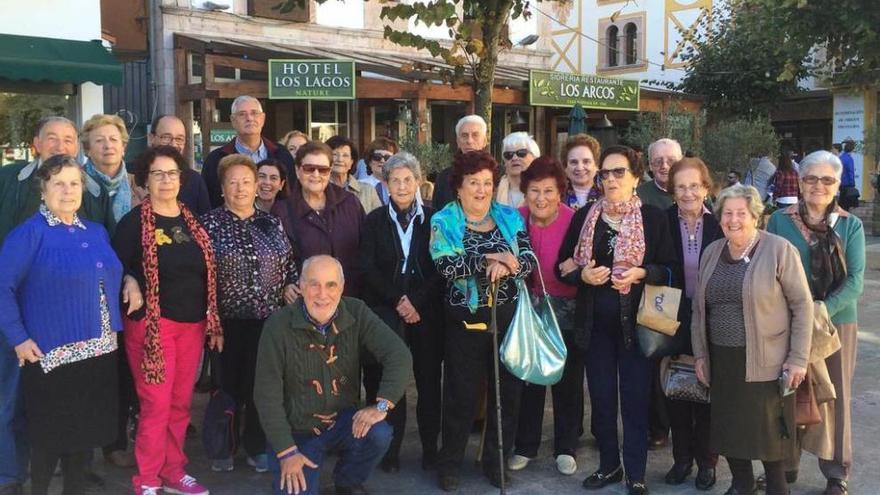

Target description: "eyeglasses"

left=233, top=110, right=263, bottom=120
left=331, top=152, right=351, bottom=160
left=674, top=183, right=706, bottom=194
left=149, top=169, right=181, bottom=181
left=650, top=157, right=675, bottom=167
left=802, top=175, right=838, bottom=186
left=502, top=149, right=530, bottom=161
left=597, top=167, right=629, bottom=180
left=157, top=134, right=185, bottom=146
left=300, top=164, right=331, bottom=176
left=371, top=153, right=391, bottom=163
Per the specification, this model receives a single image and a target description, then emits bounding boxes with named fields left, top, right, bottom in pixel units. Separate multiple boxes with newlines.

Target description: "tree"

left=278, top=0, right=572, bottom=139
left=620, top=102, right=705, bottom=159
left=701, top=117, right=779, bottom=178
left=0, top=93, right=68, bottom=148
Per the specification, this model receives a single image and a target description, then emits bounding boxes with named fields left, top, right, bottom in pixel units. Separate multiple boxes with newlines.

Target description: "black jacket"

left=360, top=203, right=443, bottom=318
left=556, top=203, right=677, bottom=350
left=202, top=138, right=295, bottom=208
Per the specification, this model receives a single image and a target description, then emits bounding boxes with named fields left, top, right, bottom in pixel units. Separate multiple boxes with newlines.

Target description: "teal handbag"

left=500, top=256, right=568, bottom=385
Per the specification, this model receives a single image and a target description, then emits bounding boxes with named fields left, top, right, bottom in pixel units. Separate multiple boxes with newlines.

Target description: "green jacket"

left=254, top=297, right=412, bottom=453
left=0, top=160, right=116, bottom=245
left=766, top=208, right=865, bottom=325
left=636, top=180, right=674, bottom=210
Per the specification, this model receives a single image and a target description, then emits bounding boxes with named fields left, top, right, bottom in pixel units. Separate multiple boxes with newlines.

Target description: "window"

left=606, top=25, right=619, bottom=67
left=624, top=23, right=638, bottom=65
left=316, top=0, right=363, bottom=29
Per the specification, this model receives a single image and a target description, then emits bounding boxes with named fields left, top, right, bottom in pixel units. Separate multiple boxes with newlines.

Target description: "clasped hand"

left=484, top=252, right=518, bottom=283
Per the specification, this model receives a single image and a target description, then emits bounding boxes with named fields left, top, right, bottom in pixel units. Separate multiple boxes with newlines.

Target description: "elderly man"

left=636, top=138, right=682, bottom=210
left=431, top=115, right=488, bottom=210
left=147, top=114, right=212, bottom=215
left=255, top=255, right=412, bottom=495
left=202, top=96, right=295, bottom=207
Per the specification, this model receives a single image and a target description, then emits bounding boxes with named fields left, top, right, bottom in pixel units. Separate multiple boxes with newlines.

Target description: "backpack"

left=200, top=351, right=237, bottom=460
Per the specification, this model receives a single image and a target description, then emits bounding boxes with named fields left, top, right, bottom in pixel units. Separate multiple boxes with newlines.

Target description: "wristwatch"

left=375, top=399, right=390, bottom=413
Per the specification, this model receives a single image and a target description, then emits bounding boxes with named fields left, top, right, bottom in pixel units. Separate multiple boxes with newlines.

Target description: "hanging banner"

left=529, top=70, right=640, bottom=111
left=268, top=59, right=356, bottom=100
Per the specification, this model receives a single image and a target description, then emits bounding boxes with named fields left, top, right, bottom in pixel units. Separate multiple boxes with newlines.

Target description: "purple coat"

left=272, top=182, right=365, bottom=296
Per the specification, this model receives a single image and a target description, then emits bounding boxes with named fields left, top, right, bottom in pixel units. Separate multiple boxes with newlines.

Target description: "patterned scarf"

left=139, top=197, right=222, bottom=384
left=572, top=195, right=646, bottom=294
left=84, top=158, right=131, bottom=222
left=784, top=202, right=848, bottom=301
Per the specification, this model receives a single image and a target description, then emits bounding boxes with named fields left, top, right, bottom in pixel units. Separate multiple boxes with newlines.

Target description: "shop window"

left=606, top=25, right=619, bottom=67
left=310, top=100, right=349, bottom=142
left=316, top=0, right=364, bottom=29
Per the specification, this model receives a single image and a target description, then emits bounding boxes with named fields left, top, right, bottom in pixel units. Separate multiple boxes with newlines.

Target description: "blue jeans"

left=268, top=409, right=392, bottom=495
left=0, top=341, right=28, bottom=486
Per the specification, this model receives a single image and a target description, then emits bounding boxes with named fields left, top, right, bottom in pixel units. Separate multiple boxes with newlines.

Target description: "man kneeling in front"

left=254, top=255, right=412, bottom=495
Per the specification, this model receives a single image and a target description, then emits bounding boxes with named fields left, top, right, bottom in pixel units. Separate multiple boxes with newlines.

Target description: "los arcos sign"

left=529, top=70, right=640, bottom=112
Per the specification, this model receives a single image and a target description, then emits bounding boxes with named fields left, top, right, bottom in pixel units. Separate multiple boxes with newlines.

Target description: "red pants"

left=124, top=317, right=205, bottom=489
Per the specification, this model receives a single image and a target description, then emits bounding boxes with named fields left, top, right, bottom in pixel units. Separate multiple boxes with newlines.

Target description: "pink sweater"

left=518, top=204, right=578, bottom=299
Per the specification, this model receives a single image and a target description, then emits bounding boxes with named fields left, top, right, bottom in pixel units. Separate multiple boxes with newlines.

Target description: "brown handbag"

left=795, top=370, right=821, bottom=426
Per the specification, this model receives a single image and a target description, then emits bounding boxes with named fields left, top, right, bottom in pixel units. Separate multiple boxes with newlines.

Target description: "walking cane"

left=488, top=280, right=506, bottom=494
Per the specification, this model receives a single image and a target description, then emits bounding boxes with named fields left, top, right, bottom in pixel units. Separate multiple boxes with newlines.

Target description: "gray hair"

left=230, top=95, right=263, bottom=115
left=502, top=132, right=540, bottom=158
left=799, top=150, right=843, bottom=180
left=300, top=255, right=345, bottom=284
left=35, top=116, right=76, bottom=138
left=382, top=151, right=422, bottom=182
left=455, top=115, right=487, bottom=136
left=35, top=154, right=86, bottom=190
left=714, top=184, right=764, bottom=221
left=648, top=138, right=683, bottom=161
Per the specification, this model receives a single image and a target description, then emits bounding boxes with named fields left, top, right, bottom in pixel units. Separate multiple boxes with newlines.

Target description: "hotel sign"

left=529, top=70, right=640, bottom=111
left=268, top=59, right=356, bottom=100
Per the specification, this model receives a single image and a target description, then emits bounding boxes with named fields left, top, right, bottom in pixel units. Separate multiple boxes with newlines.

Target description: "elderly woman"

left=561, top=134, right=602, bottom=210
left=272, top=141, right=365, bottom=297
left=360, top=152, right=444, bottom=473
left=691, top=185, right=813, bottom=495
left=507, top=157, right=583, bottom=476
left=113, top=146, right=223, bottom=495
left=767, top=151, right=865, bottom=495
left=495, top=132, right=539, bottom=207
left=81, top=113, right=143, bottom=222
left=281, top=130, right=309, bottom=157
left=430, top=150, right=535, bottom=491
left=201, top=154, right=298, bottom=474
left=326, top=135, right=382, bottom=213
left=0, top=155, right=123, bottom=495
left=255, top=158, right=289, bottom=212
left=556, top=145, right=675, bottom=495
left=359, top=137, right=400, bottom=205
left=663, top=158, right=723, bottom=490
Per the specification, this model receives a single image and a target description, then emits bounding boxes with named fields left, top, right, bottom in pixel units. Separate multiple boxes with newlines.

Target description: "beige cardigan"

left=691, top=231, right=813, bottom=382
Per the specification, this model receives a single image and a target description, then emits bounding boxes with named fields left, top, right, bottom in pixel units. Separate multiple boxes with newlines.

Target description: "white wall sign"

left=832, top=93, right=865, bottom=193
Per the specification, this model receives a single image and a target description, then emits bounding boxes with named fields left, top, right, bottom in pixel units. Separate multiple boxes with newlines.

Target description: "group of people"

left=0, top=96, right=864, bottom=495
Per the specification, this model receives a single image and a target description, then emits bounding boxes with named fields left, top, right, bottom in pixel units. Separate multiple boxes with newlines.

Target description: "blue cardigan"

left=0, top=212, right=123, bottom=352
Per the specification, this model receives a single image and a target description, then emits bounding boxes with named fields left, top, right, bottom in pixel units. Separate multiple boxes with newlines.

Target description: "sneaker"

left=210, top=457, right=233, bottom=472
left=246, top=454, right=269, bottom=473
left=163, top=474, right=209, bottom=495
left=507, top=454, right=530, bottom=471
left=556, top=455, right=577, bottom=475
left=136, top=486, right=160, bottom=495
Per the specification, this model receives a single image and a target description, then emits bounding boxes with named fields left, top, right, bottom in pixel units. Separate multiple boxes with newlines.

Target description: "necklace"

left=602, top=212, right=623, bottom=231
left=728, top=231, right=759, bottom=263
left=682, top=218, right=701, bottom=252
left=465, top=214, right=491, bottom=227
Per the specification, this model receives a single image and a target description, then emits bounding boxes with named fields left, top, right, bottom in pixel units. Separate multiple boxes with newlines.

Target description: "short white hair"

left=502, top=132, right=540, bottom=158
left=231, top=95, right=263, bottom=115
left=301, top=255, right=345, bottom=284
left=714, top=184, right=764, bottom=221
left=382, top=151, right=422, bottom=182
left=799, top=150, right=843, bottom=180
left=455, top=115, right=487, bottom=136
left=36, top=116, right=76, bottom=138
left=648, top=138, right=683, bottom=161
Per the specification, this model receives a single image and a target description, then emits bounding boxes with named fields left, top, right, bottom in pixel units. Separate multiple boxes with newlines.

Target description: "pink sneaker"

left=163, top=474, right=209, bottom=495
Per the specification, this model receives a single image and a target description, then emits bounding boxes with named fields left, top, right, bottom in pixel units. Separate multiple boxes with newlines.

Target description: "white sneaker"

left=507, top=454, right=531, bottom=471
left=556, top=454, right=577, bottom=475
left=138, top=486, right=161, bottom=495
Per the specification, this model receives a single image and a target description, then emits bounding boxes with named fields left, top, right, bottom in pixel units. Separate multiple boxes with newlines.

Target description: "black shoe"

left=582, top=465, right=623, bottom=490
left=380, top=455, right=400, bottom=473
left=0, top=483, right=22, bottom=495
left=626, top=479, right=649, bottom=495
left=695, top=467, right=716, bottom=490
left=421, top=450, right=437, bottom=471
left=664, top=462, right=693, bottom=485
left=335, top=484, right=369, bottom=495
left=723, top=486, right=757, bottom=495
left=482, top=464, right=506, bottom=488
left=825, top=478, right=848, bottom=495
left=437, top=473, right=459, bottom=492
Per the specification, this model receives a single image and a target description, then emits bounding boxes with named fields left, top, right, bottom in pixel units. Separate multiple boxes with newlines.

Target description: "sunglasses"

left=597, top=167, right=629, bottom=180
left=371, top=153, right=391, bottom=163
left=300, top=164, right=331, bottom=176
left=502, top=149, right=530, bottom=161
left=802, top=175, right=838, bottom=186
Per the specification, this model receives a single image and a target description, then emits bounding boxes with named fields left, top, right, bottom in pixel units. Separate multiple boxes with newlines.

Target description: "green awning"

left=0, top=34, right=122, bottom=86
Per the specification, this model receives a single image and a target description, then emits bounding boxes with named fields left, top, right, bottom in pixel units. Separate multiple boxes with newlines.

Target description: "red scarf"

left=139, top=197, right=221, bottom=384
left=572, top=195, right=646, bottom=294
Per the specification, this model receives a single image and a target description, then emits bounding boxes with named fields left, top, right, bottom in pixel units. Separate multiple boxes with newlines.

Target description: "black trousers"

left=667, top=397, right=717, bottom=468
left=104, top=331, right=137, bottom=454
left=30, top=449, right=89, bottom=495
left=513, top=331, right=584, bottom=458
left=649, top=359, right=670, bottom=441
left=436, top=302, right=523, bottom=476
left=727, top=457, right=788, bottom=495
left=363, top=306, right=444, bottom=460
left=220, top=318, right=267, bottom=457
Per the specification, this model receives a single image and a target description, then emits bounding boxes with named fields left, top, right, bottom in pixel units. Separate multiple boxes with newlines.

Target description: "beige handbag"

left=636, top=280, right=682, bottom=336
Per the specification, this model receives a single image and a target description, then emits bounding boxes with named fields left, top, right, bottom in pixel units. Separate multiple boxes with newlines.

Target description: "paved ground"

left=51, top=242, right=880, bottom=494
